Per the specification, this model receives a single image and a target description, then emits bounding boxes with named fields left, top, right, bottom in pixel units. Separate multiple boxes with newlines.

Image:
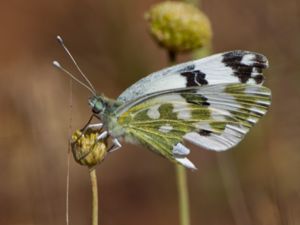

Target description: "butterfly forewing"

left=117, top=51, right=268, bottom=103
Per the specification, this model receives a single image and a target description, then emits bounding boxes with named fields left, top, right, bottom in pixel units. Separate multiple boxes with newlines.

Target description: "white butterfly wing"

left=117, top=50, right=268, bottom=103
left=111, top=83, right=271, bottom=169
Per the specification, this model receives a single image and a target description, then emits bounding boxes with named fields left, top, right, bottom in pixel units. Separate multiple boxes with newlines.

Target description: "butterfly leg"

left=108, top=138, right=122, bottom=152
left=80, top=114, right=95, bottom=131
left=95, top=131, right=122, bottom=152
left=96, top=130, right=108, bottom=141
left=72, top=122, right=103, bottom=144
left=84, top=123, right=103, bottom=132
left=80, top=114, right=103, bottom=132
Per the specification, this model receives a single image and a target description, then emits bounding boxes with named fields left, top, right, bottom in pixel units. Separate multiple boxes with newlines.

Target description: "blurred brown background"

left=0, top=0, right=299, bottom=225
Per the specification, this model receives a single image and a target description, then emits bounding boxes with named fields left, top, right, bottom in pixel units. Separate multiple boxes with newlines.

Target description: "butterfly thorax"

left=89, top=95, right=118, bottom=114
left=89, top=95, right=125, bottom=136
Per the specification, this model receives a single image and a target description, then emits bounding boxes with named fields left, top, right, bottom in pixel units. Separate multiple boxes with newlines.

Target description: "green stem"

left=167, top=49, right=190, bottom=225
left=89, top=168, right=98, bottom=225
left=183, top=0, right=200, bottom=6
left=176, top=165, right=190, bottom=225
left=168, top=50, right=177, bottom=63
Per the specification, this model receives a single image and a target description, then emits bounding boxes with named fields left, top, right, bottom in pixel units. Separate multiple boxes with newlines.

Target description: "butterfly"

left=54, top=36, right=271, bottom=170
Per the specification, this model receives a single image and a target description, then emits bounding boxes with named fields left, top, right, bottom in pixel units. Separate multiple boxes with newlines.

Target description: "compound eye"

left=92, top=107, right=101, bottom=114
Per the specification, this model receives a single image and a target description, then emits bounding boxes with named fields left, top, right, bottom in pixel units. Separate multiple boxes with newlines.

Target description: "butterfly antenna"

left=53, top=61, right=96, bottom=95
left=56, top=35, right=97, bottom=94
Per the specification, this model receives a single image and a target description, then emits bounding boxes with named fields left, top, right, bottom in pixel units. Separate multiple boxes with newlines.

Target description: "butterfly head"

left=89, top=95, right=105, bottom=114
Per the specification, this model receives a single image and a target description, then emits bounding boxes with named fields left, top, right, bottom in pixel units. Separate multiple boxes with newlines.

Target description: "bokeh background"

left=1, top=0, right=299, bottom=225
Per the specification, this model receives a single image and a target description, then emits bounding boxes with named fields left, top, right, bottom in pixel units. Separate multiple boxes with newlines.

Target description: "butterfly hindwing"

left=117, top=51, right=268, bottom=103
left=183, top=84, right=271, bottom=150
left=112, top=83, right=271, bottom=169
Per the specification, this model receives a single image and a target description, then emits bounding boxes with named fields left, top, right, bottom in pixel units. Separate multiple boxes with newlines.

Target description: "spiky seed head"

left=71, top=129, right=108, bottom=167
left=145, top=1, right=212, bottom=53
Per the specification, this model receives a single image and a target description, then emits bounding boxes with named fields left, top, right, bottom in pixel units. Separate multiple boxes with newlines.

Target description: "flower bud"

left=145, top=1, right=212, bottom=53
left=71, top=129, right=108, bottom=167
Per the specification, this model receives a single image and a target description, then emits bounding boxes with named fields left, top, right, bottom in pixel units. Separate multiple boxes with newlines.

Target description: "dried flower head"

left=71, top=130, right=108, bottom=167
left=145, top=1, right=212, bottom=53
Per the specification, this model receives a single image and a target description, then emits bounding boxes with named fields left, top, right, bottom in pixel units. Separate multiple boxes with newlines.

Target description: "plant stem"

left=89, top=168, right=98, bottom=225
left=183, top=0, right=200, bottom=6
left=66, top=79, right=73, bottom=225
left=167, top=50, right=191, bottom=225
left=176, top=165, right=190, bottom=225
left=168, top=50, right=177, bottom=63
